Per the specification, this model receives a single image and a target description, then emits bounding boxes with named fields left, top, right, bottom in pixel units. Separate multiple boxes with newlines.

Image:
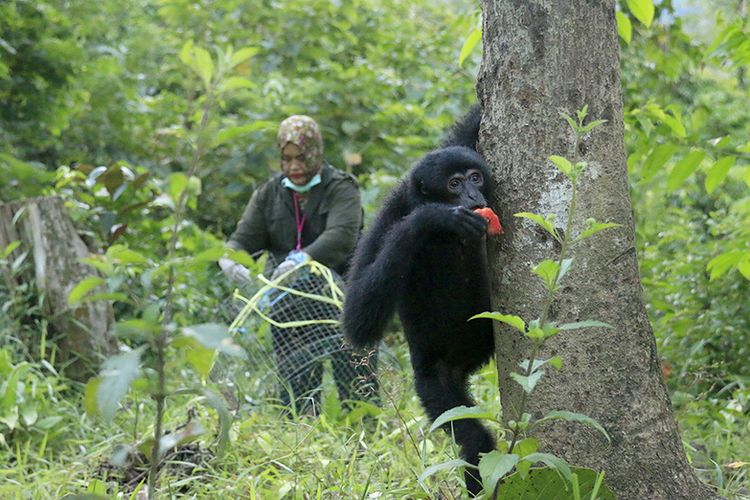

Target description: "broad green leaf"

left=644, top=104, right=686, bottom=138
left=705, top=156, right=735, bottom=194
left=80, top=257, right=115, bottom=276
left=510, top=370, right=544, bottom=394
left=418, top=458, right=472, bottom=486
left=580, top=119, right=607, bottom=134
left=559, top=111, right=578, bottom=133
left=226, top=248, right=256, bottom=267
left=172, top=336, right=214, bottom=378
left=707, top=251, right=745, bottom=280
left=229, top=46, right=259, bottom=68
left=83, top=377, right=101, bottom=416
left=558, top=320, right=613, bottom=331
left=167, top=172, right=189, bottom=203
left=68, top=277, right=105, bottom=306
left=35, top=416, right=63, bottom=430
left=522, top=453, right=572, bottom=483
left=193, top=246, right=225, bottom=263
left=533, top=260, right=559, bottom=291
left=514, top=212, right=560, bottom=242
left=641, top=143, right=677, bottom=182
left=626, top=0, right=654, bottom=27
left=2, top=362, right=29, bottom=408
left=549, top=155, right=573, bottom=177
left=191, top=46, right=214, bottom=88
left=107, top=245, right=148, bottom=265
left=182, top=323, right=247, bottom=359
left=738, top=255, right=750, bottom=281
left=535, top=410, right=610, bottom=442
left=80, top=292, right=129, bottom=304
left=479, top=451, right=519, bottom=494
left=97, top=348, right=143, bottom=422
left=667, top=150, right=706, bottom=191
left=616, top=11, right=632, bottom=44
left=458, top=28, right=482, bottom=67
left=498, top=467, right=616, bottom=499
left=115, top=319, right=161, bottom=339
left=512, top=437, right=539, bottom=458
left=2, top=240, right=20, bottom=259
left=576, top=220, right=621, bottom=241
left=469, top=312, right=526, bottom=333
left=430, top=405, right=496, bottom=433
left=21, top=405, right=38, bottom=426
left=222, top=77, right=255, bottom=92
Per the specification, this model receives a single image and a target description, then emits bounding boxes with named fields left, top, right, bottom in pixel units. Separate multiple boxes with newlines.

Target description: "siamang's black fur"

left=343, top=107, right=495, bottom=496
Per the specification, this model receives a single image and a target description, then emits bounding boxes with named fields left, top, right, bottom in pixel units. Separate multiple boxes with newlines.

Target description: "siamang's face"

left=418, top=165, right=489, bottom=209
left=445, top=168, right=487, bottom=209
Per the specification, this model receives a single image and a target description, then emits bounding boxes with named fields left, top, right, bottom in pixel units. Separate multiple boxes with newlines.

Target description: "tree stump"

left=0, top=196, right=117, bottom=379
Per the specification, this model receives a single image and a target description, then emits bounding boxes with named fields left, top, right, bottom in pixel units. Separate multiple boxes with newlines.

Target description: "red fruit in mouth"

left=474, top=207, right=504, bottom=236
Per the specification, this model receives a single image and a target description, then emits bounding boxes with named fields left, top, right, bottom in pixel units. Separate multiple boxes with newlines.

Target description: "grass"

left=0, top=338, right=747, bottom=499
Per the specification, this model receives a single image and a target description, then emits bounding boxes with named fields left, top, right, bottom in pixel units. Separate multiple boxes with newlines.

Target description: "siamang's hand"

left=414, top=204, right=487, bottom=240
left=447, top=206, right=488, bottom=240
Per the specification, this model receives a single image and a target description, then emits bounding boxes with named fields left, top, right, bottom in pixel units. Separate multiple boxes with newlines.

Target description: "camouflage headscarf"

left=276, top=115, right=324, bottom=172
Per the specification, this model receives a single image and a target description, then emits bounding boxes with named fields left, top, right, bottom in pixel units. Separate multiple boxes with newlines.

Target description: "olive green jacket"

left=227, top=163, right=362, bottom=275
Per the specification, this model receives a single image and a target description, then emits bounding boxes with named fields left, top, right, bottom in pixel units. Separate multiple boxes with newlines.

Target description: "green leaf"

left=193, top=246, right=225, bottom=263
left=68, top=277, right=105, bottom=306
left=580, top=119, right=607, bottom=134
left=469, top=312, right=526, bottom=333
left=514, top=212, right=560, bottom=242
left=429, top=405, right=496, bottom=433
left=36, top=416, right=63, bottom=430
left=83, top=378, right=101, bottom=416
left=418, top=458, right=472, bottom=486
left=458, top=28, right=482, bottom=67
left=182, top=323, right=247, bottom=359
left=97, top=348, right=143, bottom=422
left=168, top=172, right=189, bottom=203
left=616, top=11, right=632, bottom=44
left=192, top=46, right=214, bottom=89
left=576, top=219, right=621, bottom=241
left=626, top=0, right=654, bottom=27
left=479, top=451, right=519, bottom=494
left=1, top=240, right=20, bottom=259
left=510, top=370, right=544, bottom=394
left=106, top=245, right=148, bottom=265
left=705, top=156, right=735, bottom=194
left=222, top=77, right=255, bottom=92
left=229, top=46, right=259, bottom=68
left=558, top=258, right=573, bottom=283
left=558, top=320, right=613, bottom=331
left=172, top=336, right=214, bottom=378
left=641, top=143, right=677, bottom=182
left=535, top=410, right=610, bottom=442
left=707, top=250, right=745, bottom=280
left=521, top=453, right=572, bottom=483
left=533, top=260, right=559, bottom=291
left=549, top=155, right=573, bottom=177
left=667, top=150, right=706, bottom=191
left=738, top=254, right=750, bottom=281
left=498, top=467, right=616, bottom=499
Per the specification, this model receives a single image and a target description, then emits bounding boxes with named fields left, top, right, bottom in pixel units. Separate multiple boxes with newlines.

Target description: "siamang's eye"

left=469, top=172, right=482, bottom=184
left=448, top=178, right=462, bottom=190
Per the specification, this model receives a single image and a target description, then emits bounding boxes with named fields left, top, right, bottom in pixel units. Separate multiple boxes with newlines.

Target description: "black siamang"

left=342, top=107, right=496, bottom=495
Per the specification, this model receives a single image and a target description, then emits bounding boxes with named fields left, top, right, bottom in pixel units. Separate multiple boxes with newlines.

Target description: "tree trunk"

left=477, top=1, right=719, bottom=498
left=0, top=196, right=117, bottom=379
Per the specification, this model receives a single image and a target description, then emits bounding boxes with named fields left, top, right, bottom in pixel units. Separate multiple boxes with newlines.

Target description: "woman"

left=220, top=115, right=377, bottom=414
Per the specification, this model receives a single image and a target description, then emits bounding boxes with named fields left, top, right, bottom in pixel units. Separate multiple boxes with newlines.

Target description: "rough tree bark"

left=0, top=196, right=117, bottom=379
left=477, top=1, right=720, bottom=498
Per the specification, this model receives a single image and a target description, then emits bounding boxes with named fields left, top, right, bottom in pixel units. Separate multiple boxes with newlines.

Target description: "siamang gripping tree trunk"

left=477, top=2, right=720, bottom=499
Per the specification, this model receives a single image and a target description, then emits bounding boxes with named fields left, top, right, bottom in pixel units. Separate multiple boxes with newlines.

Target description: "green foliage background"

left=0, top=0, right=748, bottom=497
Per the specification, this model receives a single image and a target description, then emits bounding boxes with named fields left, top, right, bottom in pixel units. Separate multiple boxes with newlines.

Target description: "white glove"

left=271, top=251, right=310, bottom=279
left=219, top=257, right=252, bottom=285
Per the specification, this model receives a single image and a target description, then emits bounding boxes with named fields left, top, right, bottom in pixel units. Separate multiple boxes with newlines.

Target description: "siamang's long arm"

left=342, top=184, right=412, bottom=348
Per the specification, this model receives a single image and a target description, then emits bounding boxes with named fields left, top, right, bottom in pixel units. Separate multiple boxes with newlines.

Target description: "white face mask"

left=282, top=173, right=321, bottom=193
